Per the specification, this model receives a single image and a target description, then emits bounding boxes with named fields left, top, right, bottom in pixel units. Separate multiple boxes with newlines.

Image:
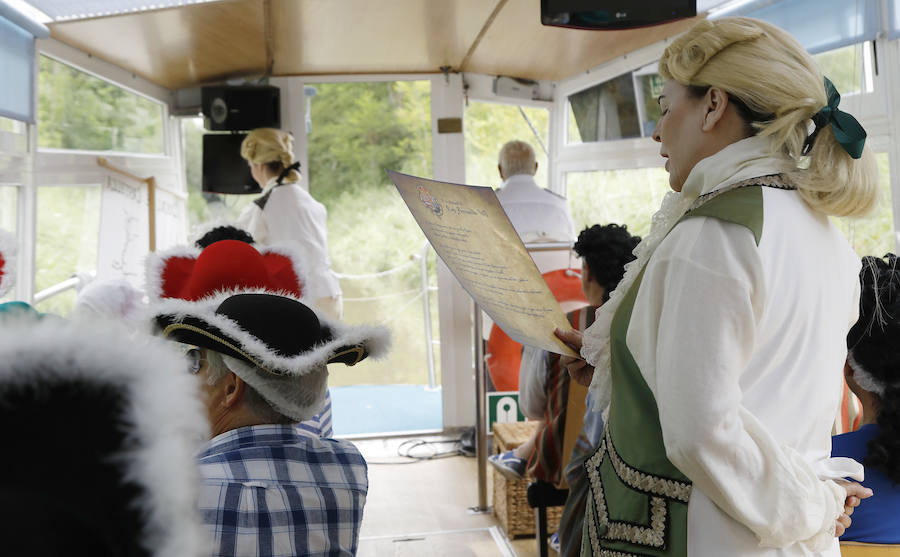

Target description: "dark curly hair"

left=194, top=226, right=255, bottom=249
left=848, top=253, right=900, bottom=484
left=573, top=224, right=641, bottom=302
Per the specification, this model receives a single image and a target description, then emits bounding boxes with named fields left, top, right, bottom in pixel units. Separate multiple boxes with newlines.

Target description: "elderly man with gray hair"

left=496, top=140, right=575, bottom=243
left=153, top=290, right=390, bottom=557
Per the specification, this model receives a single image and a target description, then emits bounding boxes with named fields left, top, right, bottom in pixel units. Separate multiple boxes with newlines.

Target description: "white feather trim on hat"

left=258, top=243, right=313, bottom=302
left=0, top=316, right=210, bottom=557
left=144, top=242, right=312, bottom=302
left=72, top=277, right=148, bottom=331
left=0, top=228, right=17, bottom=298
left=144, top=244, right=198, bottom=301
left=152, top=287, right=392, bottom=376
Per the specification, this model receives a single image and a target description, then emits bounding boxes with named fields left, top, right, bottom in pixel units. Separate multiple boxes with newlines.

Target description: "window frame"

left=21, top=38, right=187, bottom=306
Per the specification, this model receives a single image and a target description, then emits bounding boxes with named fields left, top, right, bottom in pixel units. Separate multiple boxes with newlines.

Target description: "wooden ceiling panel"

left=271, top=0, right=497, bottom=76
left=49, top=0, right=267, bottom=89
left=45, top=0, right=702, bottom=89
left=462, top=0, right=701, bottom=82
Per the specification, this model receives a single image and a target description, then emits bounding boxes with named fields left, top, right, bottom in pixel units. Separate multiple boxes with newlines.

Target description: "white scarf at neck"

left=582, top=135, right=790, bottom=411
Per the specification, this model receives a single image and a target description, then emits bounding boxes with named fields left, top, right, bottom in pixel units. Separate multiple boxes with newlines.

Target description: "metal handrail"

left=421, top=242, right=437, bottom=390
left=522, top=241, right=574, bottom=252
left=33, top=272, right=94, bottom=304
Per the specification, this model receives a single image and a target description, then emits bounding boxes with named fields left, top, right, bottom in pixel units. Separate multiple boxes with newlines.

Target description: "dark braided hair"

left=194, top=226, right=255, bottom=249
left=573, top=224, right=641, bottom=302
left=848, top=253, right=900, bottom=484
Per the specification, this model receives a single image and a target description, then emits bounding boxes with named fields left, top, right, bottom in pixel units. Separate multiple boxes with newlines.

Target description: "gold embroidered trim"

left=162, top=323, right=289, bottom=376
left=584, top=428, right=693, bottom=551
left=688, top=173, right=794, bottom=212
left=604, top=430, right=691, bottom=503
left=328, top=346, right=365, bottom=366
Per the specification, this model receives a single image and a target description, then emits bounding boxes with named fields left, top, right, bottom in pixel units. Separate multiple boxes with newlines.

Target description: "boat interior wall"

left=45, top=0, right=701, bottom=90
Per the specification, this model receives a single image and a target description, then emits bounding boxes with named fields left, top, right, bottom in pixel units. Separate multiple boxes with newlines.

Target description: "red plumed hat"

left=146, top=240, right=308, bottom=301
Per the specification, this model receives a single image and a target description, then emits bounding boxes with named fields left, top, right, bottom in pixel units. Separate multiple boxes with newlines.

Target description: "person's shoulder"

left=289, top=434, right=364, bottom=460
left=264, top=183, right=323, bottom=212
left=833, top=424, right=879, bottom=455
left=269, top=182, right=307, bottom=198
left=315, top=436, right=365, bottom=458
left=539, top=188, right=568, bottom=202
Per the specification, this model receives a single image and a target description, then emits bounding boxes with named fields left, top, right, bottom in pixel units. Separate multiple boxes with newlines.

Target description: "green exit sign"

left=487, top=391, right=525, bottom=433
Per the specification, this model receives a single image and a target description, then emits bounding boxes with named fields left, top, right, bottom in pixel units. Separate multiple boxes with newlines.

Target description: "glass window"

left=566, top=167, right=670, bottom=236
left=832, top=152, right=895, bottom=258
left=34, top=185, right=101, bottom=316
left=0, top=187, right=17, bottom=233
left=306, top=80, right=440, bottom=434
left=464, top=102, right=549, bottom=189
left=0, top=116, right=26, bottom=134
left=38, top=55, right=164, bottom=154
left=567, top=73, right=641, bottom=144
left=813, top=43, right=865, bottom=96
left=0, top=116, right=28, bottom=156
left=636, top=68, right=664, bottom=138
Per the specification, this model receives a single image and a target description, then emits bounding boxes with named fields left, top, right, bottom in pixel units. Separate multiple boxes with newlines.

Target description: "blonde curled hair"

left=659, top=17, right=878, bottom=217
left=240, top=128, right=301, bottom=183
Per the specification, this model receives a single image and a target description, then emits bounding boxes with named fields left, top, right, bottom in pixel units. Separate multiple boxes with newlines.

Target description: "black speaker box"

left=202, top=133, right=262, bottom=195
left=541, top=0, right=696, bottom=30
left=201, top=85, right=281, bottom=131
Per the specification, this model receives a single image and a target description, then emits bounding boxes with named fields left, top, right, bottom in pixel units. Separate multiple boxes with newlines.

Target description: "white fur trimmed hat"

left=152, top=290, right=390, bottom=420
left=0, top=312, right=208, bottom=556
left=145, top=240, right=310, bottom=302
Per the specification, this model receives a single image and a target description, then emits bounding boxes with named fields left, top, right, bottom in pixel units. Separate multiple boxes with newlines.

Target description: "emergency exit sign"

left=487, top=391, right=526, bottom=433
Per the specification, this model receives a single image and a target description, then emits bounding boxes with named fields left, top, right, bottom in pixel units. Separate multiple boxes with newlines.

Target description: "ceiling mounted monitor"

left=541, top=0, right=696, bottom=30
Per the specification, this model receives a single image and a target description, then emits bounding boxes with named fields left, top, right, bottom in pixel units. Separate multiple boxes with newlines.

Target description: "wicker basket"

left=492, top=421, right=563, bottom=538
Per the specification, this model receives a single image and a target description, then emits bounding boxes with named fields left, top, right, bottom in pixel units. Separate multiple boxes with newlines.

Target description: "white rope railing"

left=334, top=256, right=419, bottom=280
left=342, top=288, right=424, bottom=303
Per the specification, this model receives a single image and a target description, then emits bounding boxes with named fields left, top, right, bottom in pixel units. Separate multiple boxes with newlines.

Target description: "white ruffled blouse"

left=583, top=136, right=863, bottom=555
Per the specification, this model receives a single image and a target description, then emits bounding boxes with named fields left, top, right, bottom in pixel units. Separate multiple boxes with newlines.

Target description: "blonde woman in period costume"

left=555, top=17, right=877, bottom=556
left=237, top=128, right=343, bottom=319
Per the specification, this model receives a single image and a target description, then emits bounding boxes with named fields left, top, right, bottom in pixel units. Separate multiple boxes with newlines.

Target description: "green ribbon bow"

left=804, top=77, right=866, bottom=159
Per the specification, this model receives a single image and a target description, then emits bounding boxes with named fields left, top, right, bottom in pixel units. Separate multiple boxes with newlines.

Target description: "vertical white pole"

left=19, top=47, right=39, bottom=302
left=878, top=36, right=900, bottom=252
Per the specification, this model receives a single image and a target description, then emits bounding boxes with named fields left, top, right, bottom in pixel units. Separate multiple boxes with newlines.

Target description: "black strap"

left=253, top=189, right=274, bottom=210
left=275, top=161, right=301, bottom=185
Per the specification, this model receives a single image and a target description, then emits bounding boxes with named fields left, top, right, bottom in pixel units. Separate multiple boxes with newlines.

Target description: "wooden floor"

left=355, top=435, right=541, bottom=557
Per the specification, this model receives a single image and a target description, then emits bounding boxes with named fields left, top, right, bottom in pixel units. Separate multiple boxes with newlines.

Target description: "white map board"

left=97, top=174, right=148, bottom=287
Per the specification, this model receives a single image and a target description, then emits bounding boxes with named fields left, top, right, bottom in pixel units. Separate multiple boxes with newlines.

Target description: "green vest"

left=583, top=185, right=765, bottom=556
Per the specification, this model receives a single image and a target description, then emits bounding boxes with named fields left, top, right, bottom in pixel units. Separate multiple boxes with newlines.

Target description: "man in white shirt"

left=495, top=140, right=575, bottom=243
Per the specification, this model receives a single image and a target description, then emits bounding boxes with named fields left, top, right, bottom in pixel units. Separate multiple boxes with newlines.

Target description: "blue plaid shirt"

left=197, top=424, right=367, bottom=557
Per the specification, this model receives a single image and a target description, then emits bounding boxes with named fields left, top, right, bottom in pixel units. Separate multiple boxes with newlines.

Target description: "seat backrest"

left=840, top=542, right=900, bottom=556
left=557, top=380, right=588, bottom=489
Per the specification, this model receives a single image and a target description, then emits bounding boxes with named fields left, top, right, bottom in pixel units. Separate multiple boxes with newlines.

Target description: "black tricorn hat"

left=153, top=290, right=390, bottom=376
left=0, top=313, right=208, bottom=557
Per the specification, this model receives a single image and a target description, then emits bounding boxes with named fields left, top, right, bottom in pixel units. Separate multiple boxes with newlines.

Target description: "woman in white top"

left=237, top=128, right=343, bottom=319
left=555, top=17, right=877, bottom=556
